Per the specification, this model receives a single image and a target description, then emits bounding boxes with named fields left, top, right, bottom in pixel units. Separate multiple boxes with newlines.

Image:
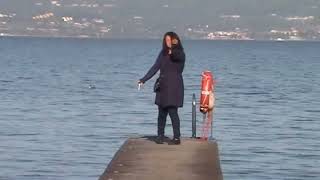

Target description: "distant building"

left=62, top=17, right=73, bottom=22
left=285, top=16, right=314, bottom=21
left=220, top=15, right=241, bottom=19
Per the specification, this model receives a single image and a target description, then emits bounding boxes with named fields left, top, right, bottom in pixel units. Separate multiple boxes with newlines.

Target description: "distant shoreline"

left=1, top=34, right=320, bottom=43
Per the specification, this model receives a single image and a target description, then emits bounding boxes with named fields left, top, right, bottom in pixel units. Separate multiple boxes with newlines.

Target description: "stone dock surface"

left=99, top=136, right=223, bottom=180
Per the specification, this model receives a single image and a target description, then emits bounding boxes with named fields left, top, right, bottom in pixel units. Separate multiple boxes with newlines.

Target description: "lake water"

left=0, top=37, right=319, bottom=180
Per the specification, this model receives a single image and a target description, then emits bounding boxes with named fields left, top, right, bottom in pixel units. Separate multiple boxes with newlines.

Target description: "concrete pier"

left=99, top=136, right=223, bottom=180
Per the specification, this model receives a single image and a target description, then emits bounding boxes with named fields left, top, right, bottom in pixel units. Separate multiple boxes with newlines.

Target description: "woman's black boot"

left=155, top=135, right=164, bottom=144
left=171, top=137, right=181, bottom=145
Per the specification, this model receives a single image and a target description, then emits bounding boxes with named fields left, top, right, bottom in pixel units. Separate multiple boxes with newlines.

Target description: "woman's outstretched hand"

left=137, top=80, right=144, bottom=90
left=138, top=80, right=144, bottom=85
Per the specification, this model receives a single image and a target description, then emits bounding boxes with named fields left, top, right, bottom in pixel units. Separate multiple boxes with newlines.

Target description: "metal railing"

left=192, top=93, right=197, bottom=138
left=192, top=93, right=214, bottom=140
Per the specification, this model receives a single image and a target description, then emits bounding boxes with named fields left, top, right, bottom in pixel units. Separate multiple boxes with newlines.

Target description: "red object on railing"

left=200, top=71, right=214, bottom=114
left=200, top=71, right=216, bottom=140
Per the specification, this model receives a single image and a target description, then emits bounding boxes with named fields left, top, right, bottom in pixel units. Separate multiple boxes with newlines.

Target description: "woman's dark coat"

left=140, top=48, right=185, bottom=108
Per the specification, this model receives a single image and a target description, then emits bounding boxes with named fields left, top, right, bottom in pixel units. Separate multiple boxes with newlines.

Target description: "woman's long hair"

left=162, top=32, right=184, bottom=55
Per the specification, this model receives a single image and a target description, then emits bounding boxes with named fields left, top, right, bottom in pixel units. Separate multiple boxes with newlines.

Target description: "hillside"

left=0, top=0, right=319, bottom=40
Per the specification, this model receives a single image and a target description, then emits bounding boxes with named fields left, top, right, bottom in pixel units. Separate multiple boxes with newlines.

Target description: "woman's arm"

left=170, top=48, right=185, bottom=62
left=139, top=52, right=161, bottom=83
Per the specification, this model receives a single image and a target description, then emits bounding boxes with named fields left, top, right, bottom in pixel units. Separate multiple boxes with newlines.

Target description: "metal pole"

left=210, top=111, right=213, bottom=139
left=202, top=113, right=206, bottom=139
left=192, top=93, right=196, bottom=138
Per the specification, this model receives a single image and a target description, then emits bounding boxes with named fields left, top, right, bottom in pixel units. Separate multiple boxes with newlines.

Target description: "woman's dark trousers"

left=157, top=106, right=181, bottom=139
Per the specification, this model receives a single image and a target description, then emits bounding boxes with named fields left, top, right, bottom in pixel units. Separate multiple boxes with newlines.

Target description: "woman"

left=138, top=32, right=185, bottom=145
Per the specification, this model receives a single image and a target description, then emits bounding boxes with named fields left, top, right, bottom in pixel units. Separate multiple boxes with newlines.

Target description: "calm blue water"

left=0, top=37, right=319, bottom=180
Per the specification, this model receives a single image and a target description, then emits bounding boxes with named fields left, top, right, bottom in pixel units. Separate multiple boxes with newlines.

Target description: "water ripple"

left=0, top=38, right=319, bottom=180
